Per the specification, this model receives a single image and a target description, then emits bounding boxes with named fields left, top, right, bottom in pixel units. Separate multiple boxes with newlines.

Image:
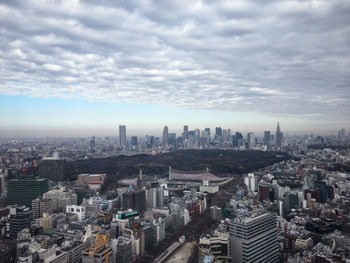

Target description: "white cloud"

left=0, top=0, right=349, bottom=122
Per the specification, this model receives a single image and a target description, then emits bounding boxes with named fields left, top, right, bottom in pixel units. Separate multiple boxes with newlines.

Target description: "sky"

left=0, top=0, right=349, bottom=137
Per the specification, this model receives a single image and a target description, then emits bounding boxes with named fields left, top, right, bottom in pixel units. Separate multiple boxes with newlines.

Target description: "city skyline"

left=1, top=0, right=350, bottom=137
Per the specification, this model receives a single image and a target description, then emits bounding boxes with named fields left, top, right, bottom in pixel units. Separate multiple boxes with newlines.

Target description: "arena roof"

left=169, top=168, right=223, bottom=182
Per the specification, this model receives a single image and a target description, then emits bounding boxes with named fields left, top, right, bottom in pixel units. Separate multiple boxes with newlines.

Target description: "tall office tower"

left=163, top=126, right=169, bottom=149
left=205, top=128, right=210, bottom=136
left=247, top=132, right=255, bottom=147
left=234, top=132, right=243, bottom=147
left=222, top=129, right=228, bottom=142
left=194, top=129, right=200, bottom=140
left=276, top=122, right=282, bottom=147
left=131, top=136, right=138, bottom=147
left=338, top=128, right=346, bottom=139
left=150, top=136, right=155, bottom=148
left=7, top=178, right=48, bottom=208
left=32, top=197, right=53, bottom=220
left=183, top=125, right=189, bottom=140
left=90, top=136, right=96, bottom=151
left=264, top=131, right=271, bottom=145
left=200, top=132, right=210, bottom=147
left=227, top=129, right=232, bottom=143
left=229, top=212, right=279, bottom=263
left=8, top=206, right=33, bottom=238
left=168, top=133, right=176, bottom=147
left=215, top=127, right=222, bottom=137
left=119, top=125, right=127, bottom=147
left=38, top=157, right=66, bottom=182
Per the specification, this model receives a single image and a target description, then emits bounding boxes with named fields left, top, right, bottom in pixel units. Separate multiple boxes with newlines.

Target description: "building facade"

left=229, top=212, right=279, bottom=263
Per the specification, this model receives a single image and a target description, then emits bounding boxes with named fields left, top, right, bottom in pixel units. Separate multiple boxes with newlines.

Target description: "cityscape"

left=1, top=0, right=350, bottom=263
left=0, top=123, right=350, bottom=263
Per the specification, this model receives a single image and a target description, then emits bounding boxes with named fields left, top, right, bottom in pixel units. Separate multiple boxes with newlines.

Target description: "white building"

left=244, top=173, right=258, bottom=192
left=43, top=188, right=77, bottom=212
left=200, top=180, right=219, bottom=193
left=184, top=209, right=190, bottom=225
left=153, top=218, right=165, bottom=245
left=66, top=205, right=85, bottom=221
left=229, top=212, right=279, bottom=263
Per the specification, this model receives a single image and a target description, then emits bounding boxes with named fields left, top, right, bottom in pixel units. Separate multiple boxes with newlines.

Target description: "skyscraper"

left=215, top=127, right=222, bottom=137
left=90, top=136, right=95, bottom=151
left=229, top=212, right=279, bottom=262
left=7, top=178, right=48, bottom=208
left=263, top=131, right=271, bottom=145
left=119, top=125, right=126, bottom=147
left=8, top=206, right=33, bottom=238
left=247, top=132, right=255, bottom=146
left=205, top=128, right=210, bottom=136
left=131, top=136, right=138, bottom=147
left=163, top=126, right=168, bottom=149
left=276, top=122, right=282, bottom=147
left=183, top=125, right=189, bottom=140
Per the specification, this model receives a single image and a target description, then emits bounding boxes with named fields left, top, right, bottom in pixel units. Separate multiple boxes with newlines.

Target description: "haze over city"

left=0, top=0, right=349, bottom=137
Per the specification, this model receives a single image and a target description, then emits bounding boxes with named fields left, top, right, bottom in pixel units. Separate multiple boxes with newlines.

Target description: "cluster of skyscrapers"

left=117, top=122, right=283, bottom=150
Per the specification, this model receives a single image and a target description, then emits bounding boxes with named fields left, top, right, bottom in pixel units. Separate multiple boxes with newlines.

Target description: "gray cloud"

left=0, top=0, right=349, bottom=121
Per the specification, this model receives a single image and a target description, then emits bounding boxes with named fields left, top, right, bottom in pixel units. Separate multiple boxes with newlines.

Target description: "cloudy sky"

left=0, top=0, right=349, bottom=137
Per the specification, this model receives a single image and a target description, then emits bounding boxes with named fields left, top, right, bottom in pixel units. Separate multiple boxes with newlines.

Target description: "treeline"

left=65, top=150, right=291, bottom=183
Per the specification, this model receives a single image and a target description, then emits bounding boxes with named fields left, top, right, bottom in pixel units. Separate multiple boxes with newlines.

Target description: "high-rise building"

left=32, top=197, right=53, bottom=220
left=7, top=178, right=48, bottom=208
left=244, top=173, right=258, bottom=192
left=0, top=173, right=5, bottom=196
left=227, top=129, right=232, bottom=144
left=205, top=128, right=210, bottom=136
left=145, top=188, right=164, bottom=209
left=90, top=136, right=96, bottom=152
left=215, top=127, right=222, bottom=138
left=163, top=126, right=169, bottom=149
left=283, top=193, right=299, bottom=216
left=247, top=132, right=255, bottom=147
left=168, top=133, right=176, bottom=147
left=119, top=125, right=127, bottom=147
left=116, top=235, right=132, bottom=263
left=121, top=190, right=146, bottom=212
left=264, top=131, right=271, bottom=145
left=152, top=218, right=165, bottom=245
left=222, top=129, right=228, bottom=142
left=38, top=158, right=66, bottom=182
left=258, top=182, right=279, bottom=202
left=229, top=212, right=279, bottom=263
left=43, top=188, right=77, bottom=212
left=276, top=122, right=282, bottom=147
left=8, top=206, right=33, bottom=238
left=131, top=136, right=138, bottom=147
left=234, top=132, right=243, bottom=147
left=183, top=125, right=189, bottom=140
